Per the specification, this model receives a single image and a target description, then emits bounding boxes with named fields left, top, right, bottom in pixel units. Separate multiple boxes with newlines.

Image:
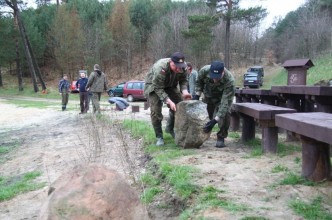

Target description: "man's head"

left=209, top=61, right=224, bottom=81
left=94, top=64, right=100, bottom=71
left=63, top=74, right=68, bottom=80
left=170, top=52, right=187, bottom=73
left=186, top=62, right=193, bottom=73
left=80, top=72, right=86, bottom=78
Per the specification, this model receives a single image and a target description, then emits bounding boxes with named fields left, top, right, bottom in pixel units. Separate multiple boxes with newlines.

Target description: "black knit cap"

left=171, top=52, right=187, bottom=68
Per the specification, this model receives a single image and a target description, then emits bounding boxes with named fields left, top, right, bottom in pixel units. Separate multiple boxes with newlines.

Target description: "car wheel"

left=108, top=91, right=114, bottom=97
left=127, top=95, right=134, bottom=102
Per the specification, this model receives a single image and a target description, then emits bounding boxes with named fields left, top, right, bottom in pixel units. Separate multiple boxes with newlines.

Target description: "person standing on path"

left=144, top=52, right=191, bottom=146
left=194, top=60, right=235, bottom=148
left=86, top=64, right=108, bottom=114
left=186, top=62, right=198, bottom=97
left=76, top=71, right=89, bottom=114
left=58, top=74, right=71, bottom=111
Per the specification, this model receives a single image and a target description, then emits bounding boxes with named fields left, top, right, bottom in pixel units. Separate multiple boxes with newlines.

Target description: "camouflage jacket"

left=86, top=70, right=108, bottom=93
left=144, top=58, right=188, bottom=101
left=58, top=79, right=70, bottom=93
left=196, top=65, right=235, bottom=118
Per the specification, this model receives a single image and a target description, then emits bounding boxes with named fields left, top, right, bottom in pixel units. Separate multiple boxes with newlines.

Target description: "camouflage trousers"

left=91, top=92, right=102, bottom=114
left=61, top=89, right=69, bottom=108
left=148, top=88, right=183, bottom=138
left=206, top=101, right=231, bottom=139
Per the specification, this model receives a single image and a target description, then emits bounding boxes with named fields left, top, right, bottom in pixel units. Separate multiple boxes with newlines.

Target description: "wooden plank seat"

left=231, top=103, right=296, bottom=153
left=276, top=112, right=332, bottom=182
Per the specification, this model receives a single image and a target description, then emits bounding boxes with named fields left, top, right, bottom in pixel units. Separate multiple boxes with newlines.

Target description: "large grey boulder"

left=175, top=100, right=210, bottom=148
left=39, top=164, right=149, bottom=220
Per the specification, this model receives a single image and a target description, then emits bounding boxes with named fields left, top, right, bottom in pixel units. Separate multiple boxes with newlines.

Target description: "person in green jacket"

left=144, top=52, right=191, bottom=146
left=58, top=74, right=71, bottom=111
left=194, top=61, right=235, bottom=148
left=86, top=64, right=108, bottom=114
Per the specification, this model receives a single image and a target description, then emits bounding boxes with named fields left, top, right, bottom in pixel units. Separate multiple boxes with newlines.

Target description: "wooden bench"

left=276, top=112, right=332, bottom=182
left=232, top=103, right=296, bottom=153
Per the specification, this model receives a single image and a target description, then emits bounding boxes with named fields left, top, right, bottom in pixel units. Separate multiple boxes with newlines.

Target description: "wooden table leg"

left=301, top=136, right=331, bottom=182
left=241, top=114, right=255, bottom=142
left=262, top=126, right=278, bottom=154
left=230, top=111, right=240, bottom=131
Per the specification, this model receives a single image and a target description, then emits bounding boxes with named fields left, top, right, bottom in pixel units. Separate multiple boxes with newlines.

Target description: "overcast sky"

left=240, top=0, right=306, bottom=30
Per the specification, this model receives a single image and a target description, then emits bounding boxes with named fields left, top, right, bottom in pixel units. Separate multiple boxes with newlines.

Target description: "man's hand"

left=166, top=98, right=176, bottom=111
left=203, top=119, right=217, bottom=133
left=192, top=95, right=200, bottom=100
left=183, top=94, right=192, bottom=100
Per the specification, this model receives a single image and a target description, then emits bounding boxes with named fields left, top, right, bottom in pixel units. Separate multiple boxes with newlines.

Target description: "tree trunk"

left=24, top=25, right=47, bottom=91
left=0, top=67, right=3, bottom=87
left=225, top=17, right=230, bottom=69
left=8, top=0, right=39, bottom=92
left=7, top=0, right=46, bottom=92
left=15, top=31, right=24, bottom=91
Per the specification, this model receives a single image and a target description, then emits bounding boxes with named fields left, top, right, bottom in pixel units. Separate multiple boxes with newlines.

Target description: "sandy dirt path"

left=0, top=97, right=331, bottom=220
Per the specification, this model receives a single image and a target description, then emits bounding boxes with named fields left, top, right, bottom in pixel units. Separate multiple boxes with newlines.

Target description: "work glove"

left=192, top=95, right=200, bottom=100
left=203, top=119, right=217, bottom=133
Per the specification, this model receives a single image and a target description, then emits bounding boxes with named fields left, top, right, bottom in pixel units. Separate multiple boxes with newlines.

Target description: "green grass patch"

left=240, top=217, right=269, bottom=220
left=289, top=196, right=332, bottom=220
left=141, top=186, right=164, bottom=203
left=122, top=119, right=156, bottom=145
left=307, top=53, right=332, bottom=85
left=243, top=138, right=263, bottom=157
left=159, top=163, right=198, bottom=199
left=228, top=131, right=240, bottom=139
left=0, top=85, right=62, bottom=99
left=140, top=172, right=160, bottom=186
left=179, top=186, right=249, bottom=219
left=5, top=99, right=56, bottom=108
left=271, top=164, right=289, bottom=173
left=0, top=171, right=46, bottom=201
left=0, top=140, right=21, bottom=162
left=277, top=142, right=301, bottom=157
left=294, top=157, right=301, bottom=164
left=279, top=172, right=316, bottom=186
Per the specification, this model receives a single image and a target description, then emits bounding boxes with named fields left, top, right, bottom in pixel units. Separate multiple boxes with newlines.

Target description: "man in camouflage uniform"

left=194, top=61, right=235, bottom=148
left=58, top=74, right=71, bottom=111
left=144, top=52, right=191, bottom=146
left=86, top=64, right=108, bottom=114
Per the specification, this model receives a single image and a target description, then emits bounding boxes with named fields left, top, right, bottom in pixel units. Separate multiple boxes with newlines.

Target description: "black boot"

left=154, top=125, right=164, bottom=146
left=216, top=137, right=226, bottom=148
left=62, top=106, right=65, bottom=111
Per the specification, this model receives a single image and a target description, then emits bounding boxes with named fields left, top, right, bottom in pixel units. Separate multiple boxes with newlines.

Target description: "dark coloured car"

left=123, top=80, right=146, bottom=102
left=247, top=66, right=264, bottom=78
left=243, top=72, right=263, bottom=88
left=70, top=80, right=79, bottom=93
left=107, top=82, right=126, bottom=97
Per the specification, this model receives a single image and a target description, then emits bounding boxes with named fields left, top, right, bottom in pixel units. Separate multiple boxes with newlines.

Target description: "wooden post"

left=262, top=127, right=278, bottom=153
left=132, top=105, right=139, bottom=113
left=230, top=111, right=240, bottom=131
left=241, top=113, right=255, bottom=142
left=301, top=136, right=331, bottom=181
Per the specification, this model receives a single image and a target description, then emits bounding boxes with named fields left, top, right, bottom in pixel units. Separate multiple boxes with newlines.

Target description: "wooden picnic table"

left=271, top=86, right=332, bottom=113
left=275, top=112, right=332, bottom=182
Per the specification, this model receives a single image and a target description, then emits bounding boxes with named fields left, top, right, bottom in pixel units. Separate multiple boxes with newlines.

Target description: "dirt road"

left=0, top=97, right=331, bottom=220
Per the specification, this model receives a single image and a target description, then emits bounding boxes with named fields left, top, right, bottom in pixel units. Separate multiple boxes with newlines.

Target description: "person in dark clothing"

left=86, top=64, right=108, bottom=114
left=76, top=71, right=89, bottom=114
left=58, top=74, right=71, bottom=111
left=144, top=52, right=191, bottom=146
left=194, top=61, right=235, bottom=148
